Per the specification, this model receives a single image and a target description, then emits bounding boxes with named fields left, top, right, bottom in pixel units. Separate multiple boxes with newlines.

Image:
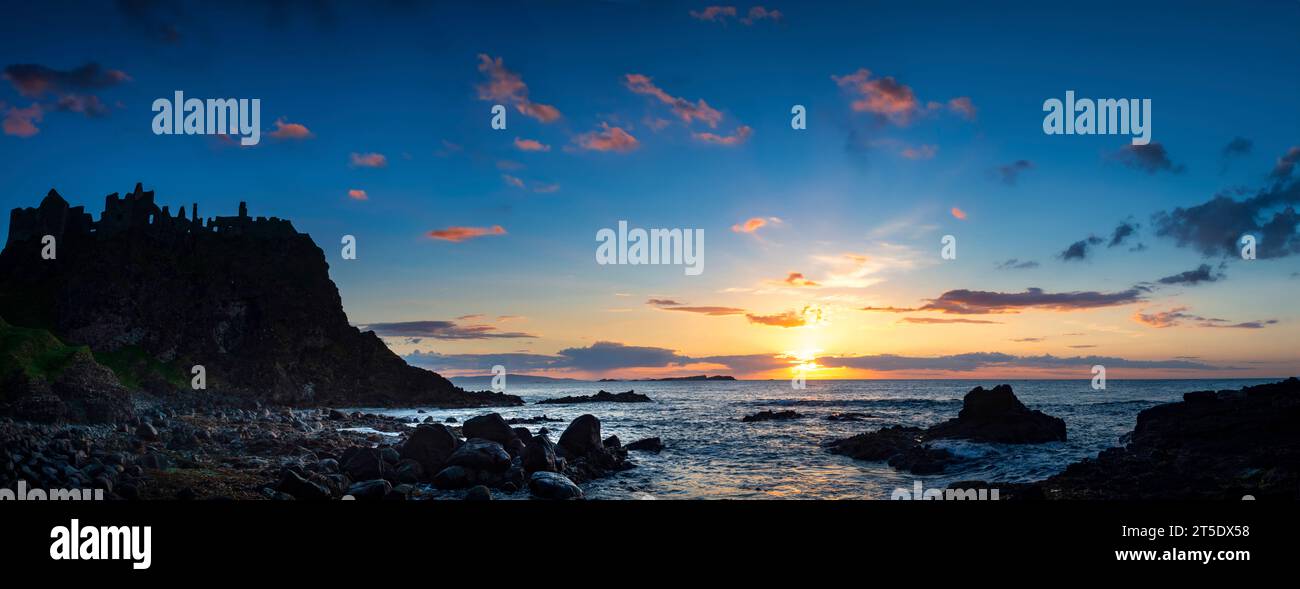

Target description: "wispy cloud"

left=426, top=225, right=506, bottom=242
left=624, top=73, right=722, bottom=128
left=863, top=287, right=1144, bottom=315
left=349, top=152, right=387, bottom=168
left=359, top=319, right=536, bottom=339
left=574, top=122, right=639, bottom=153
left=475, top=54, right=560, bottom=123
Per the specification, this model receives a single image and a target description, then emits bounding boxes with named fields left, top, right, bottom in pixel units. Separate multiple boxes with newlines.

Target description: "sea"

left=356, top=378, right=1277, bottom=500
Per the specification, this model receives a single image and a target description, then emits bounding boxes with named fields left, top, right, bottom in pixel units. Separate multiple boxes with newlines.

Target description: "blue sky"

left=2, top=1, right=1298, bottom=379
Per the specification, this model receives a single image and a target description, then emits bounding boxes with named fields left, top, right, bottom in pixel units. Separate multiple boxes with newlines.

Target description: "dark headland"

left=0, top=184, right=520, bottom=411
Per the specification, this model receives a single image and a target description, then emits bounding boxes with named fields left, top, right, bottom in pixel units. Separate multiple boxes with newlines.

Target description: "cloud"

left=3, top=103, right=42, bottom=137
left=267, top=117, right=313, bottom=140
left=864, top=287, right=1144, bottom=315
left=817, top=352, right=1215, bottom=372
left=646, top=299, right=684, bottom=307
left=731, top=216, right=780, bottom=233
left=1152, top=173, right=1300, bottom=258
left=514, top=137, right=550, bottom=152
left=901, top=144, right=938, bottom=160
left=901, top=317, right=1001, bottom=325
left=1156, top=264, right=1222, bottom=286
left=624, top=73, right=723, bottom=128
left=554, top=341, right=689, bottom=371
left=1108, top=220, right=1140, bottom=248
left=693, top=125, right=752, bottom=146
left=3, top=62, right=130, bottom=98
left=689, top=6, right=738, bottom=22
left=1273, top=146, right=1300, bottom=180
left=574, top=122, right=639, bottom=153
left=1221, top=136, right=1252, bottom=165
left=1011, top=337, right=1045, bottom=342
left=532, top=182, right=560, bottom=194
left=946, top=96, right=977, bottom=120
left=1134, top=307, right=1277, bottom=329
left=405, top=350, right=560, bottom=372
left=502, top=174, right=525, bottom=189
left=346, top=188, right=367, bottom=201
left=1059, top=236, right=1103, bottom=261
left=349, top=152, right=387, bottom=168
left=475, top=54, right=561, bottom=123
left=746, top=305, right=823, bottom=328
left=779, top=272, right=819, bottom=287
left=995, top=160, right=1034, bottom=185
left=995, top=258, right=1039, bottom=270
left=1110, top=141, right=1185, bottom=174
left=831, top=68, right=920, bottom=124
left=950, top=207, right=967, bottom=220
left=740, top=6, right=784, bottom=25
left=660, top=305, right=747, bottom=316
left=359, top=319, right=536, bottom=339
left=426, top=225, right=506, bottom=242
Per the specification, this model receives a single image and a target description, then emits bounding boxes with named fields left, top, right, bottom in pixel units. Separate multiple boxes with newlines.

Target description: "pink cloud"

left=693, top=125, right=752, bottom=146
left=514, top=137, right=550, bottom=152
left=3, top=103, right=43, bottom=137
left=347, top=189, right=368, bottom=201
left=476, top=54, right=561, bottom=123
left=951, top=207, right=967, bottom=220
left=349, top=152, right=387, bottom=168
left=689, top=6, right=737, bottom=21
left=832, top=68, right=920, bottom=123
left=502, top=174, right=525, bottom=189
left=427, top=225, right=507, bottom=242
left=624, top=73, right=723, bottom=128
left=268, top=117, right=314, bottom=140
left=731, top=217, right=772, bottom=233
left=947, top=96, right=977, bottom=120
left=740, top=6, right=784, bottom=25
left=901, top=144, right=937, bottom=159
left=575, top=122, right=639, bottom=153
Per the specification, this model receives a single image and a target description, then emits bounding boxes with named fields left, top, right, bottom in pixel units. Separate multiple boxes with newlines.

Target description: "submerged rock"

left=626, top=437, right=664, bottom=453
left=741, top=410, right=802, bottom=422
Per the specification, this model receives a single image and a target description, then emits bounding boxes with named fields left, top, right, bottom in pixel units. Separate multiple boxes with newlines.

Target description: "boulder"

left=537, top=390, right=652, bottom=405
left=445, top=438, right=512, bottom=473
left=345, top=479, right=392, bottom=500
left=522, top=433, right=558, bottom=473
left=277, top=469, right=331, bottom=500
left=464, top=485, right=492, bottom=501
left=558, top=414, right=603, bottom=458
left=925, top=385, right=1066, bottom=443
left=398, top=423, right=461, bottom=474
left=528, top=471, right=584, bottom=500
left=462, top=413, right=517, bottom=446
left=432, top=465, right=472, bottom=489
left=339, top=447, right=390, bottom=481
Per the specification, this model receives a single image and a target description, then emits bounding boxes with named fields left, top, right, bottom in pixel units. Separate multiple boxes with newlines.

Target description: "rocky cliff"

left=0, top=184, right=521, bottom=410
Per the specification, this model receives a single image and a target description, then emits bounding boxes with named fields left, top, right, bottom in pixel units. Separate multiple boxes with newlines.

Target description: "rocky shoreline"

left=953, top=377, right=1300, bottom=500
left=0, top=402, right=655, bottom=501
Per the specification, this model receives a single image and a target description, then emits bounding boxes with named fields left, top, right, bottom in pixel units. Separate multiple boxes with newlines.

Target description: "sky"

left=1, top=0, right=1298, bottom=380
